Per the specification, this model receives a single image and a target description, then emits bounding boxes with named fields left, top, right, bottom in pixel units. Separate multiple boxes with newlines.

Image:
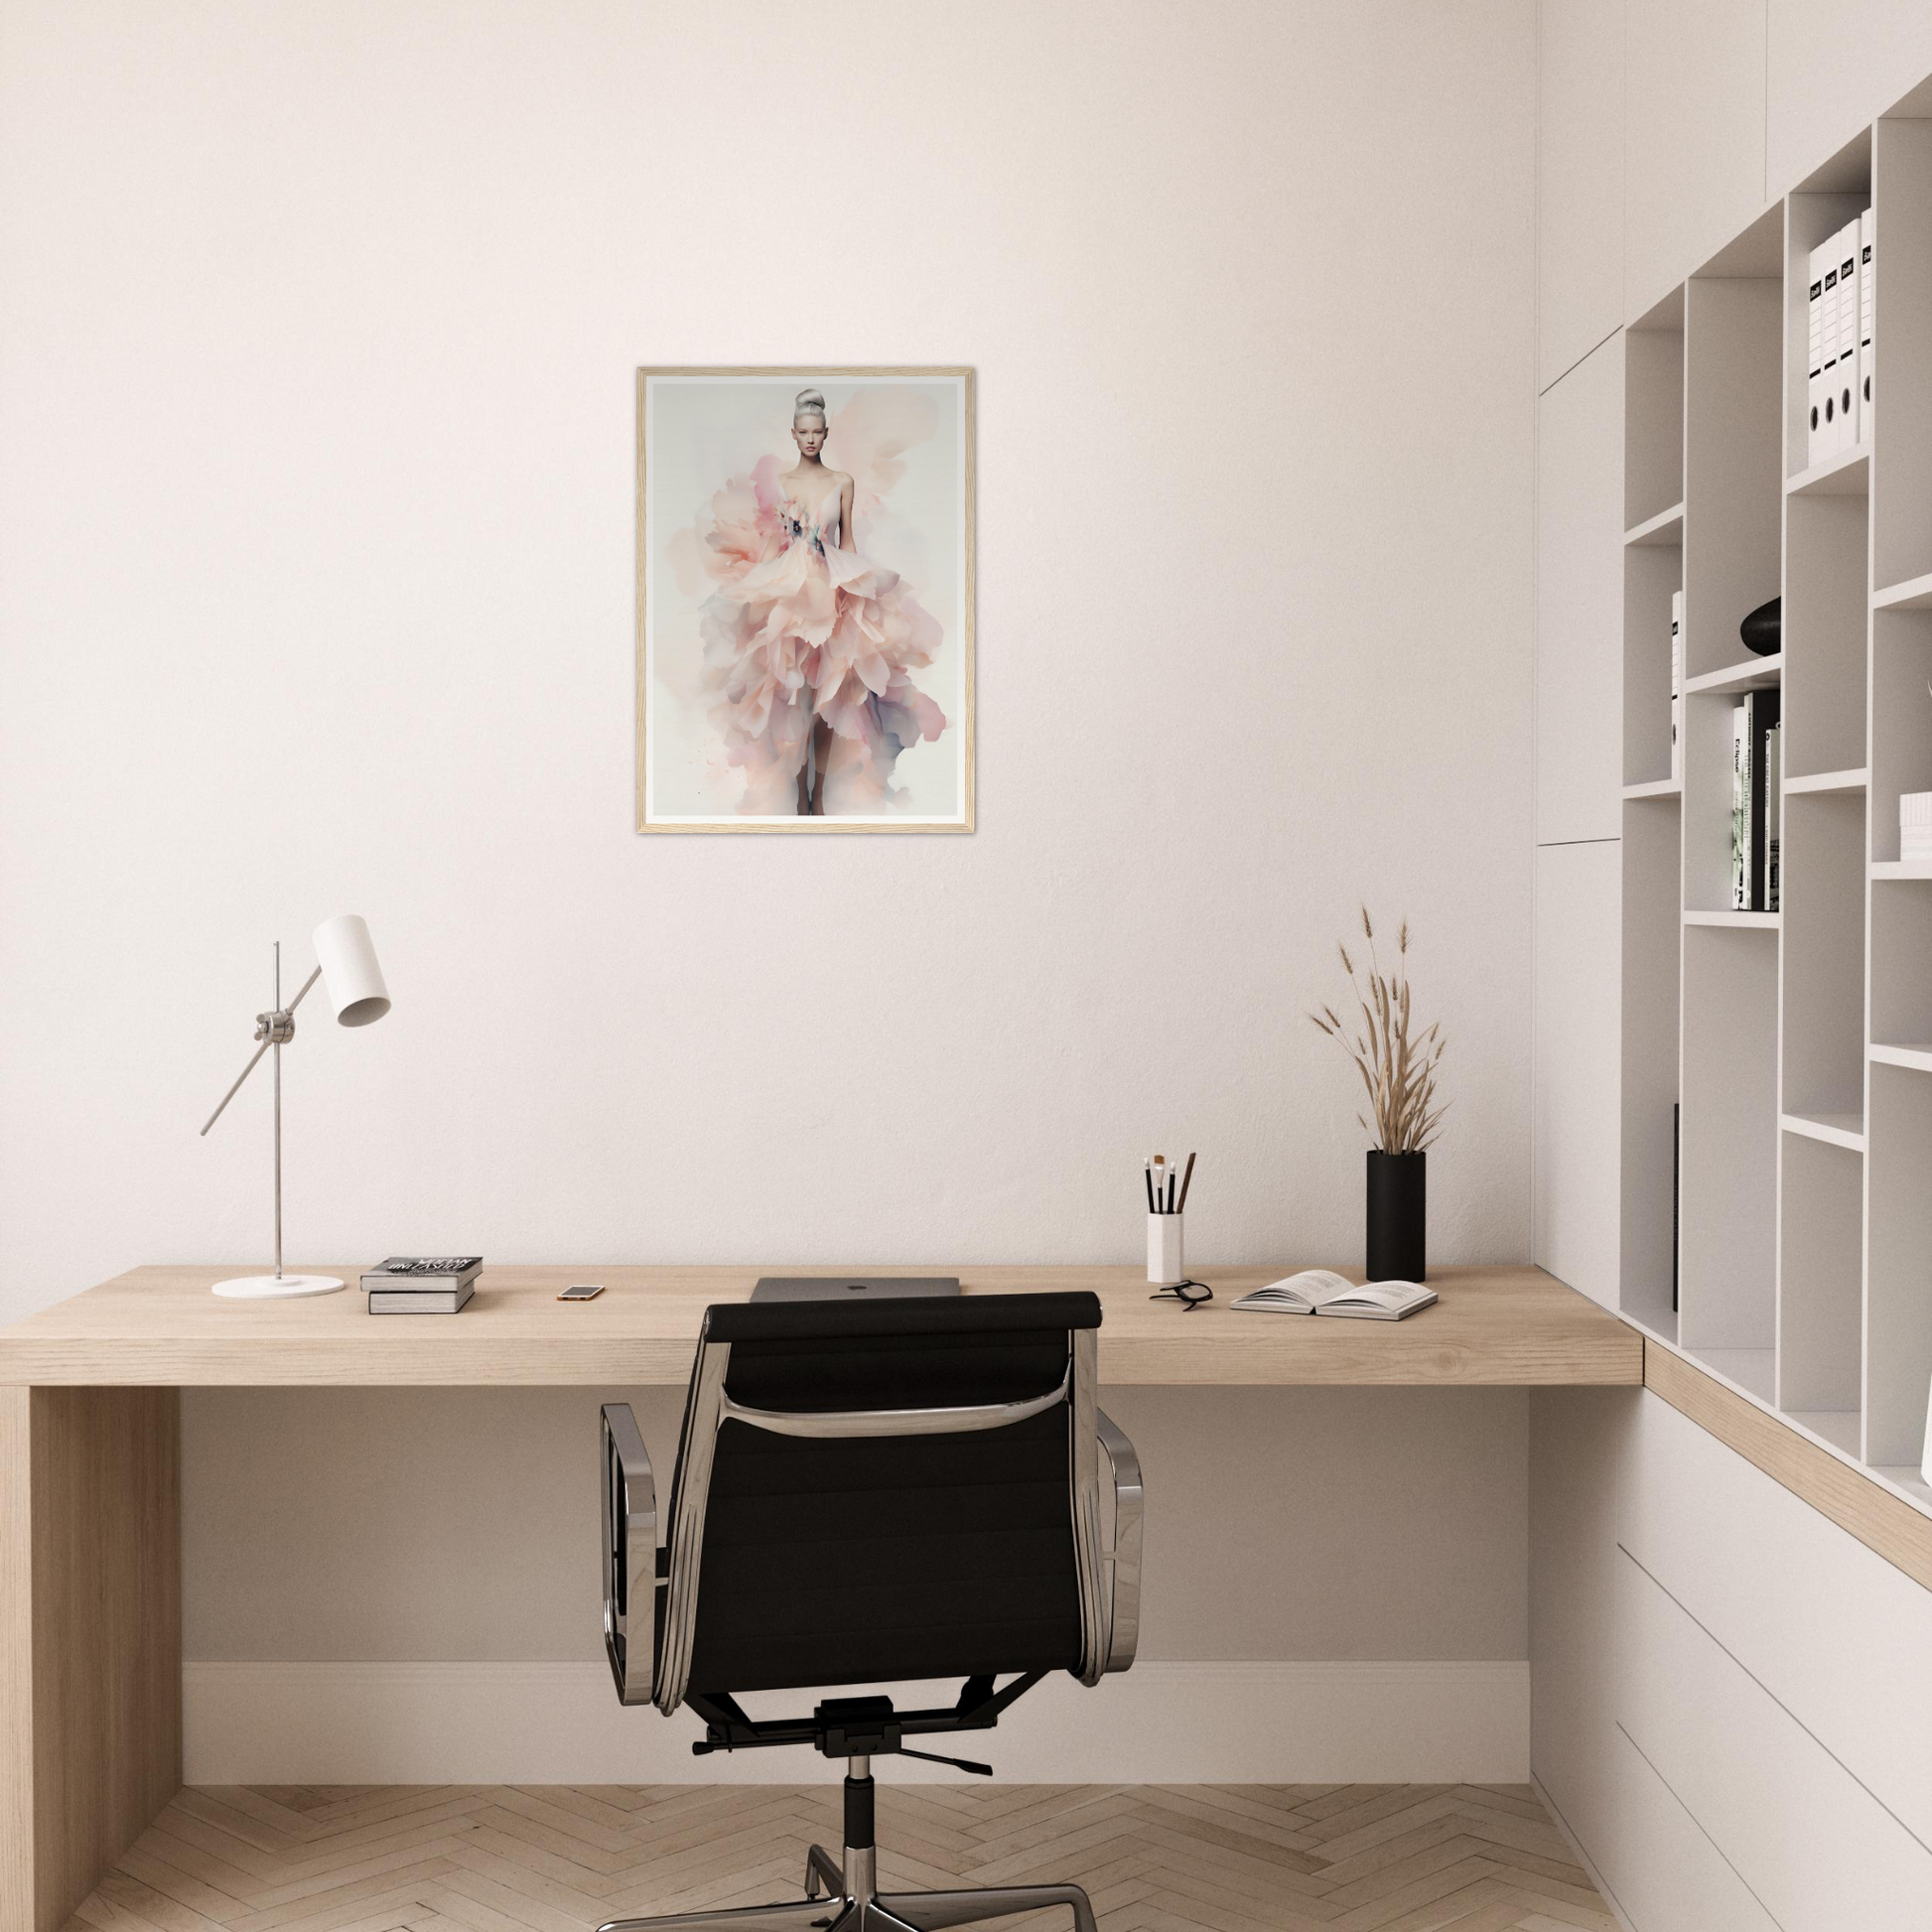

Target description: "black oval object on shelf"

left=1740, top=595, right=1781, bottom=656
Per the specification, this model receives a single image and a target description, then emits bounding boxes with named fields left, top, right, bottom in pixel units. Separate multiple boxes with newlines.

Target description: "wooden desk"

left=0, top=1261, right=1637, bottom=1387
left=0, top=1263, right=1635, bottom=1932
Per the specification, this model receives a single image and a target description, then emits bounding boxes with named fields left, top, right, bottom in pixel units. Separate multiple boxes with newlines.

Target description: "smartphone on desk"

left=558, top=1283, right=605, bottom=1302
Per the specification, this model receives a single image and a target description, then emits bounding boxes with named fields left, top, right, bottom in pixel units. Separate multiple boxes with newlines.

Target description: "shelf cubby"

left=1684, top=246, right=1782, bottom=683
left=1784, top=493, right=1868, bottom=777
left=1683, top=677, right=1780, bottom=914
left=1869, top=873, right=1932, bottom=1051
left=1869, top=607, right=1932, bottom=861
left=1781, top=791, right=1865, bottom=1119
left=1777, top=1132, right=1863, bottom=1426
left=1623, top=538, right=1682, bottom=788
left=1678, top=925, right=1778, bottom=1362
left=1867, top=1062, right=1932, bottom=1466
left=1872, top=114, right=1932, bottom=594
left=1619, top=792, right=1683, bottom=1341
left=1625, top=288, right=1684, bottom=533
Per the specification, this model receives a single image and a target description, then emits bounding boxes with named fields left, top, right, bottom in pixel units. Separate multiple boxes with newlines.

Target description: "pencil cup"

left=1148, top=1213, right=1184, bottom=1286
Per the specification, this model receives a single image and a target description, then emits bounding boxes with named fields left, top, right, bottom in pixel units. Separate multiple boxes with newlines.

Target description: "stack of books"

left=1807, top=209, right=1873, bottom=465
left=1729, top=693, right=1781, bottom=911
left=361, top=1256, right=483, bottom=1313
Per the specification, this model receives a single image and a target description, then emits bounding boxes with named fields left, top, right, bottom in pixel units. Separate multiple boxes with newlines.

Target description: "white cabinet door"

left=1599, top=1725, right=1781, bottom=1932
left=1617, top=1546, right=1932, bottom=1930
left=1537, top=336, right=1624, bottom=844
left=1538, top=0, right=1624, bottom=390
left=1625, top=0, right=1769, bottom=318
left=1534, top=840, right=1621, bottom=1307
left=1622, top=1390, right=1932, bottom=1852
left=1768, top=0, right=1932, bottom=194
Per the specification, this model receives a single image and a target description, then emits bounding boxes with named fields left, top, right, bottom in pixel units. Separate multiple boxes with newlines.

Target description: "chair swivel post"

left=844, top=1754, right=876, bottom=1904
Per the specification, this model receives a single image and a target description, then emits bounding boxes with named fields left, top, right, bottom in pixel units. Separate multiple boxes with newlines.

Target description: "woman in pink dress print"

left=696, top=388, right=948, bottom=815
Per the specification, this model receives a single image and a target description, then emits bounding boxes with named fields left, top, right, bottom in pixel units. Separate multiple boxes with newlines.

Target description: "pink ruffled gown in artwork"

left=697, top=455, right=947, bottom=814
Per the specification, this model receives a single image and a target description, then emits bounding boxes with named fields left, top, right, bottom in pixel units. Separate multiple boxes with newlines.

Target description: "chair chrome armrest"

left=1095, top=1407, right=1143, bottom=1673
left=601, top=1403, right=657, bottom=1707
left=718, top=1366, right=1069, bottom=1439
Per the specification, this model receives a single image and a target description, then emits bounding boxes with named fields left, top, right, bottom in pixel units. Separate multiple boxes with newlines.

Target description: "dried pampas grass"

left=1310, top=907, right=1449, bottom=1154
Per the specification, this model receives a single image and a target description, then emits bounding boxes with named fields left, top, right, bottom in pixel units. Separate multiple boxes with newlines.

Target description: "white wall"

left=182, top=1384, right=1530, bottom=1663
left=179, top=1382, right=1536, bottom=1782
left=0, top=0, right=1540, bottom=1770
left=0, top=0, right=1537, bottom=1313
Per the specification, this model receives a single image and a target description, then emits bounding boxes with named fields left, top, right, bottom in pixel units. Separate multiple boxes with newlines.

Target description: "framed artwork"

left=635, top=366, right=975, bottom=832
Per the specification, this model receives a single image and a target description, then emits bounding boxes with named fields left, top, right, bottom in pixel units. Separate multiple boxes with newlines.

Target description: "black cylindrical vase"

left=1366, top=1150, right=1427, bottom=1282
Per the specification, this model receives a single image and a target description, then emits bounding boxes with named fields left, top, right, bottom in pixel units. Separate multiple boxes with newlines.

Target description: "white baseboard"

left=183, top=1660, right=1529, bottom=1785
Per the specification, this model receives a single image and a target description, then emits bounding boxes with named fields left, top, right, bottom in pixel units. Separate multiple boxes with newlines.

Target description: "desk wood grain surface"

left=0, top=1263, right=1639, bottom=1387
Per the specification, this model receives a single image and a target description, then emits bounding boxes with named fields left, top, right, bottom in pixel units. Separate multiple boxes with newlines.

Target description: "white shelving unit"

left=1619, top=103, right=1932, bottom=1515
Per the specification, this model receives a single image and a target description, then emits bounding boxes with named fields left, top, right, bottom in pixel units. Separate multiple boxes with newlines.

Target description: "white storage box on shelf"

left=1900, top=791, right=1932, bottom=861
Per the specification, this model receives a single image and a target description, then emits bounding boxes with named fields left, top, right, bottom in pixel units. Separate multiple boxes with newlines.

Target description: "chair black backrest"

left=665, top=1292, right=1102, bottom=1699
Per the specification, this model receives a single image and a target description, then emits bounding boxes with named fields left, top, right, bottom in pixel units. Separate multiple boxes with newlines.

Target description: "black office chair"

left=597, top=1291, right=1143, bottom=1932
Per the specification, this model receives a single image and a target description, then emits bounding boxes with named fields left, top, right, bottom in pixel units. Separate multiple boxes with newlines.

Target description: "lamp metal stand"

left=202, top=939, right=342, bottom=1300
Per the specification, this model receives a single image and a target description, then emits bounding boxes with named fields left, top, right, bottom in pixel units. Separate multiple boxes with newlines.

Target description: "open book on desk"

left=1230, top=1270, right=1437, bottom=1320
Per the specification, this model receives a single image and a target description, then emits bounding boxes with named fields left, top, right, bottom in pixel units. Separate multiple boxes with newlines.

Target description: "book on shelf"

left=1837, top=218, right=1861, bottom=455
left=1728, top=692, right=1781, bottom=911
left=1765, top=720, right=1781, bottom=912
left=1738, top=691, right=1777, bottom=907
left=368, top=1281, right=475, bottom=1315
left=360, top=1256, right=483, bottom=1291
left=1817, top=236, right=1845, bottom=458
left=1807, top=239, right=1828, bottom=466
left=1730, top=704, right=1749, bottom=907
left=1861, top=207, right=1874, bottom=443
left=1229, top=1270, right=1437, bottom=1320
left=1748, top=690, right=1780, bottom=910
left=1670, top=590, right=1683, bottom=780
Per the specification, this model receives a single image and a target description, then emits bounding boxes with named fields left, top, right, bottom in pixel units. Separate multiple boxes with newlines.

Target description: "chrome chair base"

left=596, top=1844, right=1098, bottom=1932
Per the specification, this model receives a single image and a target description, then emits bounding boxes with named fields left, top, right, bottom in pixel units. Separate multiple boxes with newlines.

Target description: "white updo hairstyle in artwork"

left=792, top=386, right=827, bottom=428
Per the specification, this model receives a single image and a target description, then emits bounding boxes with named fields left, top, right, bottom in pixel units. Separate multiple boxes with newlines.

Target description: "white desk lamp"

left=200, top=914, right=391, bottom=1300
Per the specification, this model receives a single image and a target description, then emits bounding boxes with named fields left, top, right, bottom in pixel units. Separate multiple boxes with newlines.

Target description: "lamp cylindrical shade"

left=312, top=914, right=390, bottom=1028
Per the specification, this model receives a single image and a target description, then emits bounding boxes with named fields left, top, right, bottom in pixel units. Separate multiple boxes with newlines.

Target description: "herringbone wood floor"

left=66, top=1784, right=1617, bottom=1932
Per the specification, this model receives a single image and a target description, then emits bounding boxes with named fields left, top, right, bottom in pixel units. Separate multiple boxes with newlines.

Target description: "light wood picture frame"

left=635, top=366, right=975, bottom=833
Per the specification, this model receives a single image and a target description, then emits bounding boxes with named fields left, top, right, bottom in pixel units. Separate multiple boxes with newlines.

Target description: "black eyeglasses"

left=1149, top=1279, right=1214, bottom=1311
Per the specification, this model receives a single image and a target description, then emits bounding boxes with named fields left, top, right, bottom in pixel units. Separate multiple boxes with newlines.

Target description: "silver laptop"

left=751, top=1276, right=961, bottom=1303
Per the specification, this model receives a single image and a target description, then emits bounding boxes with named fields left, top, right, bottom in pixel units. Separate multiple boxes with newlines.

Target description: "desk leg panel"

left=0, top=1387, right=182, bottom=1932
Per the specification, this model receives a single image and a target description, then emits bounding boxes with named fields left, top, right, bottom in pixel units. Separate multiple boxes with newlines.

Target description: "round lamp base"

left=210, top=1274, right=345, bottom=1300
